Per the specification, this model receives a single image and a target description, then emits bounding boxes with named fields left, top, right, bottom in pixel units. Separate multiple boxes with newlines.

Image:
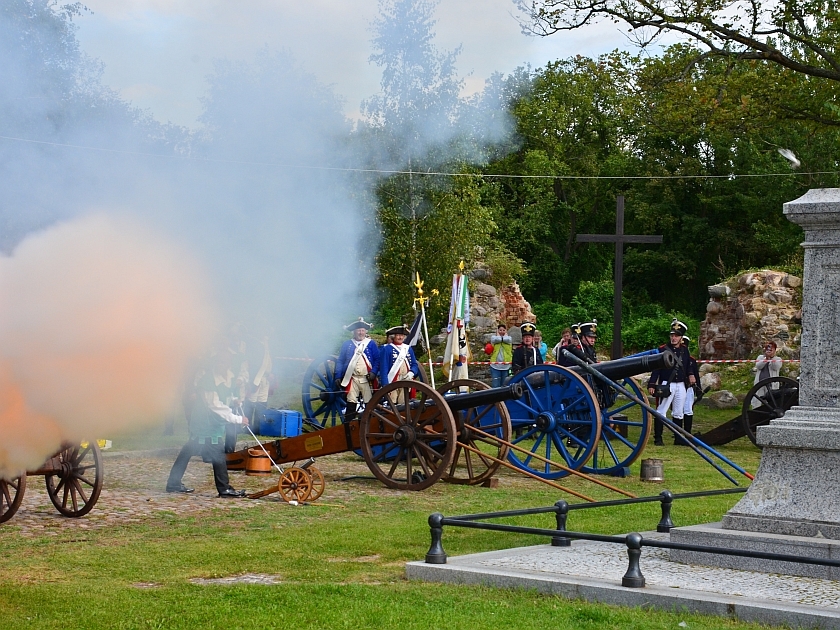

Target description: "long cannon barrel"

left=575, top=349, right=675, bottom=382
left=621, top=348, right=663, bottom=360
left=444, top=382, right=524, bottom=412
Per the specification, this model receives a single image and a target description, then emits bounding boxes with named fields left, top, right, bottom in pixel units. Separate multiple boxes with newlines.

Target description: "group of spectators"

left=486, top=320, right=600, bottom=386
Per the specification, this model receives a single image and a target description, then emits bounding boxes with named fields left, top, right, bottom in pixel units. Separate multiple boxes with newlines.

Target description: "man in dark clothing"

left=647, top=319, right=695, bottom=446
left=675, top=335, right=702, bottom=445
left=557, top=321, right=599, bottom=367
left=511, top=322, right=543, bottom=374
left=166, top=348, right=249, bottom=497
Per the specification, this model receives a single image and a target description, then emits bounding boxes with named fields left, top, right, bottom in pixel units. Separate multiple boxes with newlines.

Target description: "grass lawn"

left=0, top=367, right=779, bottom=630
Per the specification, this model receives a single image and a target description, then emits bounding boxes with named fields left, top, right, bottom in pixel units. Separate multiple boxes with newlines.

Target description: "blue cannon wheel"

left=437, top=379, right=511, bottom=485
left=505, top=365, right=601, bottom=479
left=301, top=355, right=345, bottom=429
left=581, top=377, right=651, bottom=476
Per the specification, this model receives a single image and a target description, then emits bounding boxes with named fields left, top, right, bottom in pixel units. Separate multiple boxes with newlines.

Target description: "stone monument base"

left=670, top=522, right=840, bottom=579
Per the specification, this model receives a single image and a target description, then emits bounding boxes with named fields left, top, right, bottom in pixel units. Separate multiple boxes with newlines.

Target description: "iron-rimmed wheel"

left=0, top=475, right=26, bottom=524
left=278, top=467, right=312, bottom=503
left=582, top=377, right=651, bottom=475
left=305, top=465, right=325, bottom=501
left=437, top=379, right=511, bottom=485
left=742, top=376, right=799, bottom=447
left=45, top=441, right=103, bottom=518
left=360, top=380, right=456, bottom=491
left=505, top=365, right=601, bottom=479
left=301, top=355, right=345, bottom=429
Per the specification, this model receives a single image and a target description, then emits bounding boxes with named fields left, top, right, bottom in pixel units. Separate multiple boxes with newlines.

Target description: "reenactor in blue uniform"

left=335, top=318, right=380, bottom=423
left=380, top=324, right=421, bottom=404
left=647, top=319, right=696, bottom=446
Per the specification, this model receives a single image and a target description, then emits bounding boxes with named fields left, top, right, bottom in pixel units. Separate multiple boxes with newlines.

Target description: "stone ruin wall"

left=700, top=269, right=802, bottom=361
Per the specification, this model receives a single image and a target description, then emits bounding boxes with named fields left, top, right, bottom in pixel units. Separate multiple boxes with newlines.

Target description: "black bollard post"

left=425, top=512, right=447, bottom=564
left=551, top=500, right=571, bottom=547
left=622, top=533, right=645, bottom=587
left=657, top=489, right=675, bottom=532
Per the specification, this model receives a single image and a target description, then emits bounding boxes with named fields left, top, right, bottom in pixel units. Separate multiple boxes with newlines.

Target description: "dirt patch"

left=190, top=573, right=282, bottom=585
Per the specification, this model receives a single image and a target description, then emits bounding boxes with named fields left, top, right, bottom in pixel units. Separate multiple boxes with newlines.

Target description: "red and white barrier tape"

left=275, top=357, right=800, bottom=366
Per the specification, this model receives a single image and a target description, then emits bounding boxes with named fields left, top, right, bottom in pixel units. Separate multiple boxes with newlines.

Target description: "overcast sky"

left=74, top=0, right=647, bottom=128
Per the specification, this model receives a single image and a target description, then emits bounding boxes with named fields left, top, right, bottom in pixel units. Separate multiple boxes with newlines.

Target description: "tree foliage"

left=485, top=46, right=840, bottom=320
left=517, top=0, right=840, bottom=84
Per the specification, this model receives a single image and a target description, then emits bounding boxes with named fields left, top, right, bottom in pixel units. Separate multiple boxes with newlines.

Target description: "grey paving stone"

left=407, top=532, right=840, bottom=629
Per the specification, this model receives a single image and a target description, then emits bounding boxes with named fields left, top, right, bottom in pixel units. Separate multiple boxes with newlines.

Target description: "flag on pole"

left=442, top=272, right=471, bottom=381
left=405, top=310, right=424, bottom=348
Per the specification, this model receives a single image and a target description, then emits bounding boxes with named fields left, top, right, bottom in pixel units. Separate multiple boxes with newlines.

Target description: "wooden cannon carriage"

left=228, top=350, right=675, bottom=494
left=697, top=375, right=799, bottom=447
left=0, top=441, right=104, bottom=524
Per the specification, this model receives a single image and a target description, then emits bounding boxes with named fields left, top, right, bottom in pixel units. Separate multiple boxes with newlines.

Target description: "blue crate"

left=260, top=409, right=302, bottom=438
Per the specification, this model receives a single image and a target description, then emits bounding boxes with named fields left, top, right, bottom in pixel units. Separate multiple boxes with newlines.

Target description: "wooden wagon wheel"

left=45, top=441, right=103, bottom=518
left=437, top=379, right=511, bottom=485
left=278, top=467, right=312, bottom=503
left=305, top=465, right=325, bottom=501
left=0, top=475, right=26, bottom=524
left=359, top=380, right=456, bottom=491
left=741, top=376, right=799, bottom=447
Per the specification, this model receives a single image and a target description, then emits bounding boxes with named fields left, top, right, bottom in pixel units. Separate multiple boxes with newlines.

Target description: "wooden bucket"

left=640, top=458, right=664, bottom=482
left=246, top=448, right=273, bottom=476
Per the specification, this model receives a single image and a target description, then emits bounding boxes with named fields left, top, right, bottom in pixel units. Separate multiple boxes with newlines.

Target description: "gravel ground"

left=1, top=443, right=397, bottom=537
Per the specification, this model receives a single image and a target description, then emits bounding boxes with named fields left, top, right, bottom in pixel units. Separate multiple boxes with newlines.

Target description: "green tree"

left=517, top=0, right=840, bottom=84
left=484, top=55, right=640, bottom=303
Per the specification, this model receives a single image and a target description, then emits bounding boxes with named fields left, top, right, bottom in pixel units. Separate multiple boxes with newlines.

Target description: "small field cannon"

left=0, top=441, right=104, bottom=524
left=503, top=350, right=675, bottom=479
left=229, top=380, right=524, bottom=491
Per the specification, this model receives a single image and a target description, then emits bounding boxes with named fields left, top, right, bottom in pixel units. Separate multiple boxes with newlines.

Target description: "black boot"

left=682, top=415, right=693, bottom=443
left=344, top=403, right=358, bottom=423
left=673, top=417, right=685, bottom=445
left=653, top=418, right=664, bottom=446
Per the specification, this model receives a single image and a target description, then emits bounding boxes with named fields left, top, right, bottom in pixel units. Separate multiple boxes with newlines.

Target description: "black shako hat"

left=577, top=321, right=597, bottom=338
left=345, top=317, right=373, bottom=332
left=519, top=322, right=536, bottom=337
left=669, top=318, right=688, bottom=336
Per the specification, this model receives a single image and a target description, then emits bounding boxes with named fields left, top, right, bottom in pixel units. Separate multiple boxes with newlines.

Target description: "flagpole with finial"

left=413, top=272, right=437, bottom=388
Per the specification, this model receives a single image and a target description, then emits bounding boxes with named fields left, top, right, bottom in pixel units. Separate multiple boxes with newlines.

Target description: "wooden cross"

left=576, top=196, right=663, bottom=359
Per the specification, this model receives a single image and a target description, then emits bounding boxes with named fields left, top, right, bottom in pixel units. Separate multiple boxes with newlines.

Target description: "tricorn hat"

left=669, top=318, right=688, bottom=336
left=386, top=324, right=409, bottom=337
left=520, top=322, right=537, bottom=337
left=345, top=317, right=373, bottom=332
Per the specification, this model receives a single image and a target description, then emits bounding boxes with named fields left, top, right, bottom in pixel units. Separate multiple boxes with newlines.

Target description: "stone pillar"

left=670, top=190, right=840, bottom=578
left=722, top=189, right=840, bottom=537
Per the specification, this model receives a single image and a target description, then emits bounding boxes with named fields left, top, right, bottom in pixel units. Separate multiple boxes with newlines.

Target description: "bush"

left=534, top=287, right=701, bottom=356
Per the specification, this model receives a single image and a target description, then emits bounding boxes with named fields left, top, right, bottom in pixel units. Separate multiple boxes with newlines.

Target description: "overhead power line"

left=1, top=133, right=837, bottom=181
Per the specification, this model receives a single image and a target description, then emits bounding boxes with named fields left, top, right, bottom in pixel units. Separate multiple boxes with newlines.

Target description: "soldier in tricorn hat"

left=334, top=318, right=379, bottom=423
left=380, top=324, right=421, bottom=404
left=511, top=322, right=543, bottom=374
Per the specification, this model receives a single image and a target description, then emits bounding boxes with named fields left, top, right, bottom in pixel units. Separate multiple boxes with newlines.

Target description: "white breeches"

left=683, top=386, right=695, bottom=416
left=656, top=382, right=686, bottom=420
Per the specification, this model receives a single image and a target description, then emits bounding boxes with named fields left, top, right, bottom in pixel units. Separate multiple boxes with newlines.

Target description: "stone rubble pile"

left=700, top=269, right=801, bottom=361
